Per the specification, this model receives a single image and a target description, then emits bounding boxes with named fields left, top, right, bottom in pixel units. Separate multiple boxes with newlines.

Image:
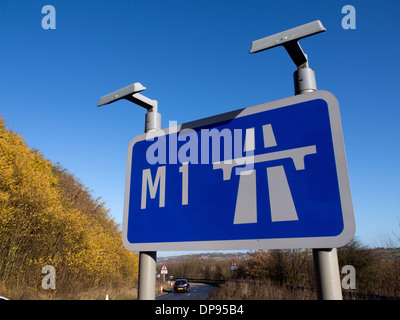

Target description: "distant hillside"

left=157, top=252, right=249, bottom=281
left=0, top=117, right=138, bottom=298
left=158, top=252, right=249, bottom=264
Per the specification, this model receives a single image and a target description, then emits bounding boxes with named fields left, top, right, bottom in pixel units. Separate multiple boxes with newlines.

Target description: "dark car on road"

left=174, top=279, right=190, bottom=293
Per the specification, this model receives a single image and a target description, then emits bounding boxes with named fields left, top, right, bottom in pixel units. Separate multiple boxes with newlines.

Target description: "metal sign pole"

left=138, top=106, right=161, bottom=300
left=97, top=83, right=161, bottom=301
left=138, top=251, right=157, bottom=300
left=293, top=58, right=343, bottom=301
left=249, top=21, right=344, bottom=300
left=312, top=248, right=342, bottom=300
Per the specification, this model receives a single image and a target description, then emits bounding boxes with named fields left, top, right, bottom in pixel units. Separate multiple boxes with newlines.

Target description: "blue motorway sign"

left=122, top=91, right=355, bottom=251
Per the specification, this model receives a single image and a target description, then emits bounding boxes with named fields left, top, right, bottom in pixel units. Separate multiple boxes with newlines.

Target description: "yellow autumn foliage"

left=0, top=118, right=138, bottom=295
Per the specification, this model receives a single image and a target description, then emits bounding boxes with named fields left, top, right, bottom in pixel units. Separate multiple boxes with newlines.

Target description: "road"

left=156, top=283, right=215, bottom=300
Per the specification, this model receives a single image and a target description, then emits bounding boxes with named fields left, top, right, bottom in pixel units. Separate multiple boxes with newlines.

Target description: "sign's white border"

left=122, top=91, right=355, bottom=252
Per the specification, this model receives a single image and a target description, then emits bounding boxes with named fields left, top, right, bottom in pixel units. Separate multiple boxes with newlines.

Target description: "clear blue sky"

left=1, top=1, right=399, bottom=256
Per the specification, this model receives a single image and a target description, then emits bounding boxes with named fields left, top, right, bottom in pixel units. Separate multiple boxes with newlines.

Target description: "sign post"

left=137, top=107, right=161, bottom=300
left=230, top=260, right=238, bottom=280
left=98, top=83, right=161, bottom=301
left=249, top=20, right=348, bottom=300
left=160, top=264, right=168, bottom=282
